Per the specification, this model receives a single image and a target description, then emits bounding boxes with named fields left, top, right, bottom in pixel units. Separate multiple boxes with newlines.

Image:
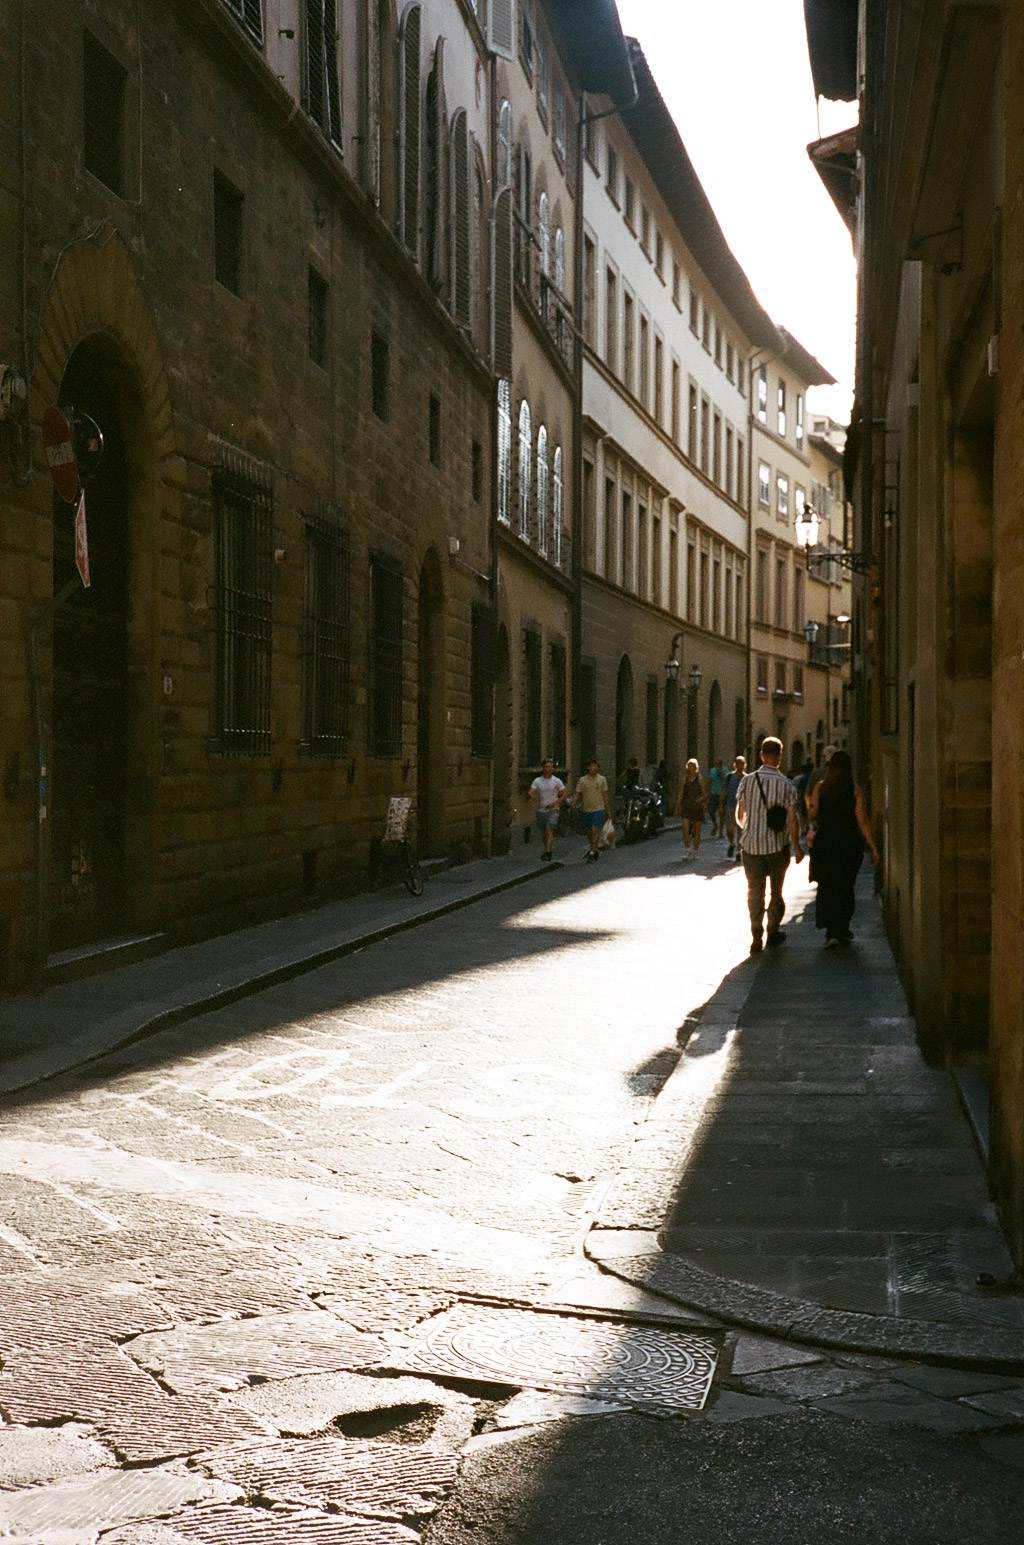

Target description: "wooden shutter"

left=401, top=6, right=421, bottom=252
left=451, top=113, right=470, bottom=326
left=491, top=186, right=513, bottom=377
left=305, top=0, right=341, bottom=145
left=488, top=0, right=514, bottom=59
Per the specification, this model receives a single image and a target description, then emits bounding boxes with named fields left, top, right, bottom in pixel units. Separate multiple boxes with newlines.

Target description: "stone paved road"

left=0, top=836, right=1022, bottom=1543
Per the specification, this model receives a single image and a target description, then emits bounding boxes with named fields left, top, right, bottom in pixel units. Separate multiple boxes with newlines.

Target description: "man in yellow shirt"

left=574, top=758, right=613, bottom=863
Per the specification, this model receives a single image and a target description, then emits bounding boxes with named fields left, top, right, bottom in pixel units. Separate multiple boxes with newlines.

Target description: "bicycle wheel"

left=402, top=844, right=424, bottom=896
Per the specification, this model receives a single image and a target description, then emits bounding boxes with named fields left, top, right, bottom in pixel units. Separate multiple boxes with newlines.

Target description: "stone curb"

left=0, top=861, right=563, bottom=1099
left=584, top=945, right=1024, bottom=1373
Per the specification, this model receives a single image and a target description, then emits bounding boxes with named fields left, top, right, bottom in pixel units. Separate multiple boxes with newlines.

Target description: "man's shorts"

left=535, top=807, right=561, bottom=830
left=580, top=808, right=605, bottom=830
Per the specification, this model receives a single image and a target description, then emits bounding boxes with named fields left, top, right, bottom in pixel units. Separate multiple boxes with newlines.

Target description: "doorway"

left=49, top=346, right=130, bottom=950
left=615, top=655, right=633, bottom=780
left=416, top=549, right=446, bottom=857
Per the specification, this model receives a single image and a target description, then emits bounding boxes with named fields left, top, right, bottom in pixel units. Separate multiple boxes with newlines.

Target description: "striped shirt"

left=736, top=766, right=798, bottom=855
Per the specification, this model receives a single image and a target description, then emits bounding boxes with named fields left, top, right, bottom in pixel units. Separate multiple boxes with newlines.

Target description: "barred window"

left=538, top=191, right=550, bottom=276
left=302, top=515, right=350, bottom=753
left=522, top=628, right=542, bottom=766
left=470, top=603, right=495, bottom=757
left=83, top=32, right=126, bottom=196
left=369, top=555, right=404, bottom=756
left=221, top=0, right=263, bottom=44
left=304, top=0, right=341, bottom=145
left=497, top=379, right=512, bottom=524
left=536, top=424, right=549, bottom=555
left=549, top=639, right=567, bottom=765
left=212, top=467, right=273, bottom=754
left=517, top=399, right=532, bottom=540
left=552, top=446, right=563, bottom=566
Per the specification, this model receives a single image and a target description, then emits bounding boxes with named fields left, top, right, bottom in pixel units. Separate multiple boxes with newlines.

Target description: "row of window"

left=753, top=545, right=806, bottom=635
left=521, top=628, right=568, bottom=767
left=517, top=0, right=570, bottom=168
left=369, top=328, right=484, bottom=495
left=211, top=467, right=493, bottom=759
left=756, top=366, right=805, bottom=449
left=496, top=382, right=565, bottom=565
left=755, top=657, right=805, bottom=701
left=757, top=459, right=807, bottom=524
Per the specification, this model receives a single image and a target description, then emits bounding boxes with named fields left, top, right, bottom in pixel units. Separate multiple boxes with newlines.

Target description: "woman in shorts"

left=675, top=758, right=708, bottom=860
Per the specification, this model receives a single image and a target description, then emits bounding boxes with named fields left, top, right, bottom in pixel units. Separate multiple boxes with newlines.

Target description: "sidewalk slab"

left=0, top=847, right=561, bottom=1097
left=587, top=871, right=1024, bottom=1369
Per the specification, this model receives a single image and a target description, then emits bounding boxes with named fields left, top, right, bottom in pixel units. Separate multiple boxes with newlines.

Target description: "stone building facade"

left=0, top=0, right=498, bottom=987
left=806, top=0, right=1024, bottom=1265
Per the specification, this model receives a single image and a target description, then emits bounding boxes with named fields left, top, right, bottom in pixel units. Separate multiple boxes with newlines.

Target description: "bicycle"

left=368, top=796, right=424, bottom=896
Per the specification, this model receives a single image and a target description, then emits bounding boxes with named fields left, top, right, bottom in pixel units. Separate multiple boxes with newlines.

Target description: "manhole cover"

left=387, top=1303, right=719, bottom=1414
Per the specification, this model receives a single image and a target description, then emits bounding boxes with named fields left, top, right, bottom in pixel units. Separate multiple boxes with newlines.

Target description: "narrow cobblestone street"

left=0, top=840, right=1022, bottom=1542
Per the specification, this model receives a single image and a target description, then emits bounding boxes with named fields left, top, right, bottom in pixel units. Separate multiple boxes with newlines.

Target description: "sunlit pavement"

left=0, top=834, right=1022, bottom=1543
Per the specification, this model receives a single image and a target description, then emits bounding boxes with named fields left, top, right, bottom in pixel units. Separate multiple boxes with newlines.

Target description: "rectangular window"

left=535, top=27, right=548, bottom=120
left=368, top=555, right=404, bottom=756
left=795, top=484, right=806, bottom=520
left=700, top=395, right=710, bottom=473
left=702, top=304, right=711, bottom=352
left=672, top=260, right=682, bottom=309
left=735, top=569, right=744, bottom=637
left=604, top=477, right=617, bottom=582
left=737, top=357, right=746, bottom=396
left=654, top=335, right=664, bottom=424
left=688, top=382, right=698, bottom=461
left=757, top=655, right=768, bottom=694
left=776, top=472, right=789, bottom=517
left=714, top=322, right=722, bottom=368
left=758, top=460, right=771, bottom=507
left=655, top=229, right=665, bottom=278
left=699, top=549, right=709, bottom=629
left=652, top=509, right=662, bottom=605
left=793, top=567, right=805, bottom=633
left=756, top=547, right=769, bottom=622
left=640, top=204, right=651, bottom=253
left=689, top=287, right=699, bottom=334
left=621, top=490, right=633, bottom=591
left=212, top=466, right=273, bottom=754
left=669, top=526, right=679, bottom=612
left=775, top=659, right=786, bottom=694
left=553, top=77, right=567, bottom=163
left=429, top=392, right=441, bottom=467
left=583, top=235, right=596, bottom=345
left=638, top=313, right=649, bottom=409
left=606, top=144, right=619, bottom=204
left=757, top=365, right=768, bottom=424
left=671, top=358, right=681, bottom=443
left=712, top=411, right=722, bottom=485
left=777, top=379, right=787, bottom=437
left=472, top=439, right=483, bottom=502
left=725, top=426, right=734, bottom=497
left=583, top=458, right=596, bottom=568
left=638, top=503, right=649, bottom=599
left=303, top=0, right=342, bottom=144
left=737, top=437, right=745, bottom=503
left=605, top=267, right=617, bottom=367
left=371, top=329, right=390, bottom=420
left=548, top=640, right=567, bottom=764
left=725, top=340, right=734, bottom=382
left=522, top=628, right=542, bottom=765
left=302, top=514, right=350, bottom=753
left=83, top=32, right=126, bottom=196
left=774, top=556, right=786, bottom=629
left=583, top=101, right=599, bottom=170
left=519, top=0, right=535, bottom=71
left=793, top=664, right=804, bottom=700
left=725, top=563, right=734, bottom=637
left=646, top=676, right=659, bottom=765
left=686, top=541, right=696, bottom=620
left=796, top=393, right=805, bottom=449
left=622, top=291, right=634, bottom=390
left=214, top=170, right=244, bottom=294
left=308, top=266, right=329, bottom=367
left=624, top=176, right=636, bottom=230
left=712, top=556, right=721, bottom=632
left=470, top=604, right=495, bottom=756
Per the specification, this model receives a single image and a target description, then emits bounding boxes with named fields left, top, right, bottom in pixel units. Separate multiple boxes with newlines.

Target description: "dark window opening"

left=369, top=555, right=403, bottom=756
left=549, top=640, right=566, bottom=765
left=472, top=439, right=483, bottom=503
left=522, top=628, right=542, bottom=766
left=83, top=32, right=126, bottom=195
left=214, top=171, right=244, bottom=294
left=308, top=267, right=329, bottom=367
left=470, top=603, right=495, bottom=757
left=429, top=392, right=442, bottom=467
left=304, top=0, right=342, bottom=144
left=302, top=515, right=350, bottom=753
left=212, top=466, right=273, bottom=754
left=371, top=330, right=390, bottom=420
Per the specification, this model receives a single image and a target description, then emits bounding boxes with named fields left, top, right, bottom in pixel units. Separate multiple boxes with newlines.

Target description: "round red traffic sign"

left=42, top=406, right=79, bottom=503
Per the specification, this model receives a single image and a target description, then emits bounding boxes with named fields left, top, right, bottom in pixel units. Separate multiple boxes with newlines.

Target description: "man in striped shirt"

left=735, top=736, right=805, bottom=954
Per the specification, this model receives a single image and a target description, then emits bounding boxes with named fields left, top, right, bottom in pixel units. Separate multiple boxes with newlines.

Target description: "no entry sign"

left=42, top=406, right=79, bottom=503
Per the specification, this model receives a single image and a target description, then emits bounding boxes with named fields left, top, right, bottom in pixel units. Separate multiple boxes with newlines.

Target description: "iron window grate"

left=303, top=0, right=342, bottom=145
left=221, top=0, right=264, bottom=44
left=212, top=465, right=273, bottom=755
left=302, top=514, right=350, bottom=754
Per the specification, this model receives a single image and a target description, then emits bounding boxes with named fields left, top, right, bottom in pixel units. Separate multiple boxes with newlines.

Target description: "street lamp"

left=794, top=505, right=875, bottom=574
left=687, top=662, right=703, bottom=697
left=795, top=505, right=821, bottom=554
left=664, top=633, right=683, bottom=685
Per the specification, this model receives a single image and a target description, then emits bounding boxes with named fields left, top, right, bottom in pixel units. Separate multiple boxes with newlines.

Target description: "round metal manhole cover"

left=388, top=1303, right=720, bottom=1413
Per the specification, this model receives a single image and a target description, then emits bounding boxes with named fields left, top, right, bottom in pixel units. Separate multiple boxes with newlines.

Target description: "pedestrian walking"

left=573, top=757, right=613, bottom=863
left=735, top=736, right=804, bottom=952
left=708, top=758, right=729, bottom=836
left=723, top=754, right=746, bottom=858
left=674, top=758, right=708, bottom=860
left=805, top=744, right=835, bottom=804
left=806, top=749, right=880, bottom=946
left=528, top=758, right=567, bottom=862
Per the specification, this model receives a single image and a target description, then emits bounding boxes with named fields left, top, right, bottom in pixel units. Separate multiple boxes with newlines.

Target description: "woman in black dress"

left=806, top=750, right=880, bottom=946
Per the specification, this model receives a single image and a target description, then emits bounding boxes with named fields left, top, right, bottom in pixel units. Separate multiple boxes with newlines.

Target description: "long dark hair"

left=819, top=748, right=854, bottom=801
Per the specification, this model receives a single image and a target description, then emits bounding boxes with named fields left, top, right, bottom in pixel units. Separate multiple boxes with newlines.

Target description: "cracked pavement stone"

left=0, top=1465, right=238, bottom=1539
left=228, top=1369, right=476, bottom=1448
left=812, top=1382, right=1019, bottom=1430
left=0, top=1423, right=115, bottom=1490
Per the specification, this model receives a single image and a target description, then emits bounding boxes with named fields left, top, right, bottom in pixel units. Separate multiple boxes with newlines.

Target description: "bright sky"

left=615, top=0, right=856, bottom=424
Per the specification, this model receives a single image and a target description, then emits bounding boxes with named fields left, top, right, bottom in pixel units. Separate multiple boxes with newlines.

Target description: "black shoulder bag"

left=755, top=771, right=789, bottom=835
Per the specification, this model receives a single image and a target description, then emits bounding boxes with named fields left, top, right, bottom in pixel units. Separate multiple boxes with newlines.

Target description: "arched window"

left=538, top=190, right=550, bottom=277
left=450, top=111, right=471, bottom=325
left=497, top=379, right=511, bottom=525
left=517, top=399, right=532, bottom=540
left=554, top=226, right=565, bottom=293
left=552, top=445, right=563, bottom=566
left=399, top=6, right=421, bottom=252
left=424, top=47, right=444, bottom=287
left=497, top=98, right=512, bottom=188
left=536, top=425, right=549, bottom=555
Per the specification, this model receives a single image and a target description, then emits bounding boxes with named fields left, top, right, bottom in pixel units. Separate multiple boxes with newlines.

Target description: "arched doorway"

left=417, top=550, right=445, bottom=857
left=49, top=344, right=131, bottom=950
left=615, top=655, right=633, bottom=779
left=707, top=680, right=722, bottom=768
left=491, top=624, right=512, bottom=853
